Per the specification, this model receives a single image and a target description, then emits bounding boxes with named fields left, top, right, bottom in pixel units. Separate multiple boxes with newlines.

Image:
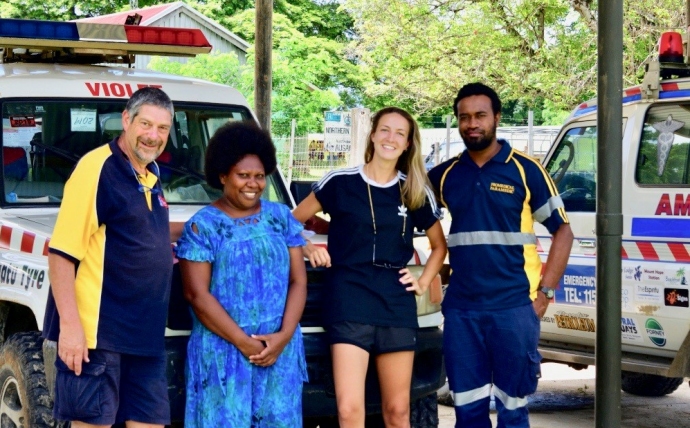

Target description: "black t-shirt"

left=312, top=165, right=440, bottom=327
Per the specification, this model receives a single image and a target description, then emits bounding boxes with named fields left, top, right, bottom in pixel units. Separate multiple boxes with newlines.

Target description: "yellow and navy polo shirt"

left=428, top=140, right=569, bottom=311
left=43, top=139, right=172, bottom=356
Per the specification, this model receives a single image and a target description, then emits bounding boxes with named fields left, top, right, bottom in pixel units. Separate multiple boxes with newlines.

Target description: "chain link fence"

left=274, top=126, right=561, bottom=185
left=274, top=135, right=351, bottom=183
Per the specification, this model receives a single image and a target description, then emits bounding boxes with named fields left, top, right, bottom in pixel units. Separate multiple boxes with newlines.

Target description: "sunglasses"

left=129, top=161, right=161, bottom=195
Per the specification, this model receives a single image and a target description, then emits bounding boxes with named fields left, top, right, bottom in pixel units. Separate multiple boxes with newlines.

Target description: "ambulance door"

left=539, top=121, right=598, bottom=343
left=625, top=103, right=690, bottom=353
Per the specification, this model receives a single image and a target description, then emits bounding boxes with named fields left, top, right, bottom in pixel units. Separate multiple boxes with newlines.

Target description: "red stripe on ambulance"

left=636, top=242, right=660, bottom=260
left=20, top=232, right=35, bottom=254
left=668, top=242, right=690, bottom=262
left=0, top=226, right=11, bottom=250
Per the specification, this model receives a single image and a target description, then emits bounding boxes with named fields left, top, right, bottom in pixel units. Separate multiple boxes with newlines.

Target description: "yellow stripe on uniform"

left=50, top=144, right=112, bottom=349
left=512, top=157, right=542, bottom=301
left=439, top=159, right=460, bottom=209
left=513, top=151, right=569, bottom=223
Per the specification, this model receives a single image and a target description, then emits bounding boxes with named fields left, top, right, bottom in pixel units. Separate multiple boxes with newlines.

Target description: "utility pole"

left=255, top=0, right=273, bottom=133
left=595, top=0, right=623, bottom=427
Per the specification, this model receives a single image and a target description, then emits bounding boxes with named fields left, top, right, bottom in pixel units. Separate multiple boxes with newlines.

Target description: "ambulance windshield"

left=1, top=100, right=288, bottom=206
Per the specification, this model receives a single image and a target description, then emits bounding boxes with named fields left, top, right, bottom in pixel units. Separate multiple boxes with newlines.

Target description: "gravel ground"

left=438, top=363, right=690, bottom=428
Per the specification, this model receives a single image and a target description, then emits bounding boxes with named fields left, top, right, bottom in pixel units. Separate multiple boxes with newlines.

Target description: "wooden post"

left=349, top=108, right=371, bottom=167
left=255, top=0, right=273, bottom=133
left=287, top=119, right=296, bottom=184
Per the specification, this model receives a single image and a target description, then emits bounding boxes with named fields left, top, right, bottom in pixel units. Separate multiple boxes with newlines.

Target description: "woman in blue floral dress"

left=176, top=122, right=307, bottom=427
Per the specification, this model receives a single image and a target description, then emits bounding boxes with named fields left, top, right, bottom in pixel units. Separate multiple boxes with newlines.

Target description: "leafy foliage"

left=4, top=0, right=689, bottom=131
left=148, top=11, right=354, bottom=136
left=344, top=0, right=686, bottom=121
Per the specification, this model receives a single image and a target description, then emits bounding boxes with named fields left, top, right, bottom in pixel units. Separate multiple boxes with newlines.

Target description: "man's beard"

left=134, top=139, right=163, bottom=164
left=463, top=125, right=496, bottom=152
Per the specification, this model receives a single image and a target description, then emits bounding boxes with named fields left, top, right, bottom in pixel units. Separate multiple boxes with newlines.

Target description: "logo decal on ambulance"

left=664, top=288, right=689, bottom=307
left=645, top=318, right=666, bottom=347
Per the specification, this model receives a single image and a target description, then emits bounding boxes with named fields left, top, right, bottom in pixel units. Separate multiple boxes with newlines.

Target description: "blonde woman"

left=293, top=107, right=447, bottom=428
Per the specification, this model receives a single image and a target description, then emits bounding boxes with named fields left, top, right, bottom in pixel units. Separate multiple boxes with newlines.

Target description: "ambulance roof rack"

left=0, top=18, right=212, bottom=65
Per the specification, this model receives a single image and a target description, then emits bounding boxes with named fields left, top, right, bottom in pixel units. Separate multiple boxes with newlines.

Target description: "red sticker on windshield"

left=9, top=116, right=36, bottom=127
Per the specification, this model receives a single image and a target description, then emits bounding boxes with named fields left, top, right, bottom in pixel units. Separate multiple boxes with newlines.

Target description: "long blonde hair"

left=364, top=107, right=430, bottom=210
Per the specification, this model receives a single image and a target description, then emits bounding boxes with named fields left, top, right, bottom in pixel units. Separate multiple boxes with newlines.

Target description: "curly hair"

left=204, top=122, right=277, bottom=190
left=452, top=82, right=502, bottom=118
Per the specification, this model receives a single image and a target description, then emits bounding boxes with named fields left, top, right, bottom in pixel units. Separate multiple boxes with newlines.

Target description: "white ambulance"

left=0, top=18, right=445, bottom=427
left=537, top=30, right=690, bottom=396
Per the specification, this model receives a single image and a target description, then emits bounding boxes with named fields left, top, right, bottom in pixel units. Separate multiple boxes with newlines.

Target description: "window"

left=636, top=104, right=690, bottom=186
left=544, top=125, right=597, bottom=212
left=1, top=100, right=290, bottom=206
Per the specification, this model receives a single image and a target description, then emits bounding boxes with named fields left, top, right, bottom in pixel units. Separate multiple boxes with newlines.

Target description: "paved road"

left=438, top=363, right=690, bottom=427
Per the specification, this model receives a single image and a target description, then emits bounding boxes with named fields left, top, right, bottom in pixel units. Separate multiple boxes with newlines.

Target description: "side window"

left=636, top=105, right=690, bottom=186
left=544, top=125, right=597, bottom=212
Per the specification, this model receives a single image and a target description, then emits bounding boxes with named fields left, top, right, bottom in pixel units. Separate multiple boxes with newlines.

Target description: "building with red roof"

left=77, top=1, right=249, bottom=70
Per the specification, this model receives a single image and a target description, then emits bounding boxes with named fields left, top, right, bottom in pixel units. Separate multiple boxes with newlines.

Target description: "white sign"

left=70, top=109, right=97, bottom=132
left=324, top=110, right=351, bottom=152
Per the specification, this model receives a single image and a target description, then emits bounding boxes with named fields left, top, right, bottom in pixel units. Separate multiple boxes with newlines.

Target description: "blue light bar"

left=0, top=18, right=79, bottom=40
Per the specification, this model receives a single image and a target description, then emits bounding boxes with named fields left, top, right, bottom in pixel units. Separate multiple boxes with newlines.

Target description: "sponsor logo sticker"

left=554, top=311, right=595, bottom=332
left=621, top=317, right=643, bottom=342
left=635, top=284, right=663, bottom=303
left=664, top=288, right=689, bottom=307
left=645, top=318, right=666, bottom=347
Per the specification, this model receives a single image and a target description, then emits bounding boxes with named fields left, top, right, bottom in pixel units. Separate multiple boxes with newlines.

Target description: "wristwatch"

left=539, top=286, right=556, bottom=299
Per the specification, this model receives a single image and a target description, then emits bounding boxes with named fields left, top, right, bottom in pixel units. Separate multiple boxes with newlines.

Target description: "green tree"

left=226, top=10, right=364, bottom=135
left=343, top=0, right=685, bottom=118
left=0, top=0, right=160, bottom=20
left=148, top=11, right=352, bottom=136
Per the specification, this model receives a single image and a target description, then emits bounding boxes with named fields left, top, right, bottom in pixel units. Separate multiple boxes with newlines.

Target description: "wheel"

left=620, top=371, right=683, bottom=397
left=410, top=392, right=439, bottom=428
left=0, top=331, right=55, bottom=427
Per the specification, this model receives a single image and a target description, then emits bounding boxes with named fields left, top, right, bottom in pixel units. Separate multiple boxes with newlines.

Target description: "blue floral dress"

left=175, top=201, right=308, bottom=428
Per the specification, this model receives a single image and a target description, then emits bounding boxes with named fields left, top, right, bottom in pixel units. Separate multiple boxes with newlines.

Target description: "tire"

left=620, top=371, right=683, bottom=397
left=410, top=392, right=439, bottom=428
left=0, top=331, right=55, bottom=427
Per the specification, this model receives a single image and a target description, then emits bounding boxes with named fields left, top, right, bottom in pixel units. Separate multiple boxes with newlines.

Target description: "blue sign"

left=325, top=111, right=341, bottom=122
left=555, top=265, right=596, bottom=307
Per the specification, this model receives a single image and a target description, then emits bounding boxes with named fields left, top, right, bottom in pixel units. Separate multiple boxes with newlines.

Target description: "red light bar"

left=0, top=18, right=212, bottom=57
left=125, top=26, right=211, bottom=48
left=659, top=31, right=684, bottom=64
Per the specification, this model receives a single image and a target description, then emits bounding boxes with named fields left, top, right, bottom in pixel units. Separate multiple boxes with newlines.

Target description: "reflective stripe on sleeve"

left=533, top=195, right=565, bottom=223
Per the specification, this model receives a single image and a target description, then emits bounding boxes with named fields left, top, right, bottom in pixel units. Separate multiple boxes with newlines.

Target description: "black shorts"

left=53, top=349, right=170, bottom=425
left=328, top=321, right=417, bottom=354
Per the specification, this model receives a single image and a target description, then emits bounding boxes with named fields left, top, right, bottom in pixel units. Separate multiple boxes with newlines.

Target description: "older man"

left=43, top=87, right=175, bottom=428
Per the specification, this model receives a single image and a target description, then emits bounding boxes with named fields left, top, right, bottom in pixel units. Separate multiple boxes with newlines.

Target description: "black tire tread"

left=620, top=371, right=683, bottom=397
left=0, top=331, right=55, bottom=427
left=410, top=392, right=439, bottom=428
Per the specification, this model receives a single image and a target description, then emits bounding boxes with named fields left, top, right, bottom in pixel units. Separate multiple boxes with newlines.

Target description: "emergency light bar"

left=0, top=17, right=212, bottom=60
